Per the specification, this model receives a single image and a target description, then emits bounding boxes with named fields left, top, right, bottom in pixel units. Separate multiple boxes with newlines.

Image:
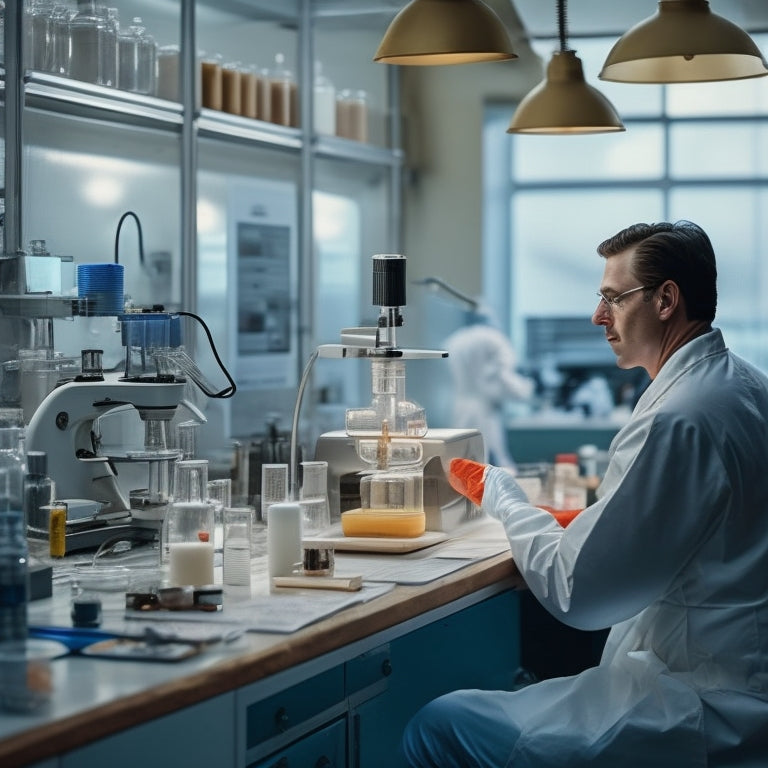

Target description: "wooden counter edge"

left=0, top=552, right=521, bottom=765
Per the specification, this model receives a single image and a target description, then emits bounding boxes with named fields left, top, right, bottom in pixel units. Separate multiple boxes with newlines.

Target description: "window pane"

left=513, top=123, right=664, bottom=182
left=669, top=186, right=768, bottom=324
left=670, top=122, right=768, bottom=177
left=511, top=189, right=664, bottom=352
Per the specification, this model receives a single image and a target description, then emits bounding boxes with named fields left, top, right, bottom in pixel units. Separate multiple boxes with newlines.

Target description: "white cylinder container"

left=266, top=502, right=302, bottom=578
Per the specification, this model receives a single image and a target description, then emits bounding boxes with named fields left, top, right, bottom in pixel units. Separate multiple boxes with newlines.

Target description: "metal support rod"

left=3, top=0, right=25, bottom=255
left=180, top=0, right=198, bottom=322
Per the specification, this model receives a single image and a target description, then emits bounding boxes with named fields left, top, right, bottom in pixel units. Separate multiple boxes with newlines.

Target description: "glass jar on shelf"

left=269, top=52, right=297, bottom=127
left=313, top=61, right=336, bottom=136
left=221, top=61, right=242, bottom=115
left=156, top=43, right=180, bottom=101
left=68, top=0, right=104, bottom=84
left=240, top=63, right=258, bottom=119
left=200, top=51, right=223, bottom=110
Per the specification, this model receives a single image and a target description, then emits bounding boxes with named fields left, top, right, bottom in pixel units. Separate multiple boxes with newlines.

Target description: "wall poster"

left=228, top=179, right=298, bottom=390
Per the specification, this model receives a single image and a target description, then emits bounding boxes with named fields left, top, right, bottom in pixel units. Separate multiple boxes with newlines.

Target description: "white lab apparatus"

left=267, top=501, right=302, bottom=578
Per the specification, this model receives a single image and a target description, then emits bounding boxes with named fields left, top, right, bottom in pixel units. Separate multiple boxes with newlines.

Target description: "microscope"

left=312, top=254, right=485, bottom=533
left=24, top=312, right=200, bottom=552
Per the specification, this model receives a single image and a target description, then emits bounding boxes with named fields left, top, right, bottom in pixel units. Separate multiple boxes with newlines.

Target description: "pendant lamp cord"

left=557, top=0, right=569, bottom=52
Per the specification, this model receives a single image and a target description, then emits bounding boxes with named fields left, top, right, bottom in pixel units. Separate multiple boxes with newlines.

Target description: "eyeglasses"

left=595, top=285, right=654, bottom=310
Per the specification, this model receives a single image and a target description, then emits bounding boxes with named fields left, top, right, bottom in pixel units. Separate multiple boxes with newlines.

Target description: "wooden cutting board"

left=303, top=527, right=448, bottom=553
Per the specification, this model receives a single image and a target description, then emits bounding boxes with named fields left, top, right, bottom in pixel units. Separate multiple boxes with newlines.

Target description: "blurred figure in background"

left=445, top=324, right=534, bottom=469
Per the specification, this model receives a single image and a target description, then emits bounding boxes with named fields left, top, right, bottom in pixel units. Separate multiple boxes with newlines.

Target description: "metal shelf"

left=23, top=72, right=184, bottom=130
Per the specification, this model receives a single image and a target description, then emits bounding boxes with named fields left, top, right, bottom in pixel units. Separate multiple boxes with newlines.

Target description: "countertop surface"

left=0, top=518, right=521, bottom=766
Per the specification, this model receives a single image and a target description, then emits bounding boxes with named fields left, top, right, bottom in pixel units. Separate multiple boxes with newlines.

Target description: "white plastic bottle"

left=267, top=501, right=302, bottom=579
left=313, top=61, right=336, bottom=135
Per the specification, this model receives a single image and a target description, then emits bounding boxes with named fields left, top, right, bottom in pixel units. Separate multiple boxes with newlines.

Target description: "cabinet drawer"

left=346, top=643, right=392, bottom=699
left=249, top=718, right=346, bottom=768
left=245, top=666, right=345, bottom=749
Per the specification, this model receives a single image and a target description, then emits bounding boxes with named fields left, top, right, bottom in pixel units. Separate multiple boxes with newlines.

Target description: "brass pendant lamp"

left=600, top=0, right=768, bottom=83
left=507, top=0, right=625, bottom=134
left=374, top=0, right=517, bottom=65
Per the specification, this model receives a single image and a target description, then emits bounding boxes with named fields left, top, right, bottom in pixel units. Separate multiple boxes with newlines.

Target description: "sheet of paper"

left=124, top=582, right=394, bottom=634
left=333, top=554, right=475, bottom=585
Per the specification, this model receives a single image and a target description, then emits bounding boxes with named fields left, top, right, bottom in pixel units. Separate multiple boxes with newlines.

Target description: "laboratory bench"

left=0, top=525, right=523, bottom=768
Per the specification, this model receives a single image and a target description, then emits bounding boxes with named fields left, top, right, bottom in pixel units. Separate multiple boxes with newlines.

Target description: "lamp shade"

left=374, top=0, right=517, bottom=65
left=508, top=50, right=625, bottom=134
left=600, top=0, right=768, bottom=83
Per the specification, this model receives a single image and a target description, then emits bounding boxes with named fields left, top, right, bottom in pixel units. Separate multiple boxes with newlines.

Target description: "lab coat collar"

left=634, top=327, right=724, bottom=415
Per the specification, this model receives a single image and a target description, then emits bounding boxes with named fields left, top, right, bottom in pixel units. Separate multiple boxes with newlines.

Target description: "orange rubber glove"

left=538, top=505, right=583, bottom=528
left=448, top=458, right=488, bottom=506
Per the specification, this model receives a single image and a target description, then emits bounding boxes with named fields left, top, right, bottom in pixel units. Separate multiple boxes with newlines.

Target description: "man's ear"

left=658, top=281, right=679, bottom=317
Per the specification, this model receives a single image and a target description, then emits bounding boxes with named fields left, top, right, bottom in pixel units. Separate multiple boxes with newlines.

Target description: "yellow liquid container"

left=342, top=468, right=425, bottom=538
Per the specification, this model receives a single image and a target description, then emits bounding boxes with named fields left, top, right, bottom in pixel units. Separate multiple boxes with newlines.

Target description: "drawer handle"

left=315, top=758, right=332, bottom=768
left=275, top=706, right=290, bottom=732
left=381, top=659, right=393, bottom=677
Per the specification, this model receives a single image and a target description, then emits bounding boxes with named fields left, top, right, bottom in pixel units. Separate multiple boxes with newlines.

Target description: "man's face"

left=592, top=247, right=660, bottom=375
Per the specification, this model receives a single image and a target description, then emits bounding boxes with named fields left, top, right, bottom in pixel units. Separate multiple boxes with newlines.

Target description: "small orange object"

left=448, top=458, right=487, bottom=506
left=538, top=505, right=583, bottom=528
left=197, top=531, right=210, bottom=543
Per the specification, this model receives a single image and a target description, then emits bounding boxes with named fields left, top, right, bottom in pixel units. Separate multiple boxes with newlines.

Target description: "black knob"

left=372, top=254, right=406, bottom=308
left=275, top=706, right=290, bottom=732
left=382, top=659, right=393, bottom=677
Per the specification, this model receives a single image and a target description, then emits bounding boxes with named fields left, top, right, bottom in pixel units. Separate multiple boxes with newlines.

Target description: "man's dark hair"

left=597, top=220, right=717, bottom=323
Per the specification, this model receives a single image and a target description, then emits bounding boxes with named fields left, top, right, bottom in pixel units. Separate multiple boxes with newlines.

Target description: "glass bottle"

left=24, top=0, right=54, bottom=72
left=135, top=18, right=156, bottom=94
left=117, top=16, right=143, bottom=92
left=49, top=3, right=72, bottom=76
left=98, top=6, right=118, bottom=87
left=68, top=0, right=104, bottom=84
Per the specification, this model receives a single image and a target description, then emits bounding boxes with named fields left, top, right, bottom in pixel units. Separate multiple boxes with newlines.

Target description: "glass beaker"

left=163, top=460, right=214, bottom=585
left=299, top=460, right=330, bottom=535
left=223, top=506, right=253, bottom=588
left=351, top=466, right=425, bottom=538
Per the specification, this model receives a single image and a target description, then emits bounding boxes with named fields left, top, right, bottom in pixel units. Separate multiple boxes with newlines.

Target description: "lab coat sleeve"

left=483, top=412, right=732, bottom=631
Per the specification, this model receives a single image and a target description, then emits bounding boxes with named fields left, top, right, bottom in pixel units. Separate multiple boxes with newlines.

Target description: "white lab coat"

left=483, top=328, right=768, bottom=767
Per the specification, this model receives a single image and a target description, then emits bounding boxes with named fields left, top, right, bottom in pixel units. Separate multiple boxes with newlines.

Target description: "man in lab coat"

left=402, top=220, right=768, bottom=767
